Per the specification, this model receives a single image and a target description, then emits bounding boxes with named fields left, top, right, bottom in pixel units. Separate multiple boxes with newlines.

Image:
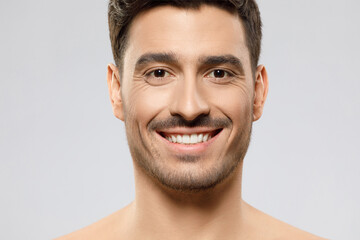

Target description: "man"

left=57, top=0, right=326, bottom=239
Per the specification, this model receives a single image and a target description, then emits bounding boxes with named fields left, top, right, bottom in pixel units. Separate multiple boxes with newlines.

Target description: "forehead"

left=124, top=5, right=250, bottom=68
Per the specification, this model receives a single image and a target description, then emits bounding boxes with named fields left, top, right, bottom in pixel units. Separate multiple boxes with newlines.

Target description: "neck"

left=128, top=162, right=246, bottom=239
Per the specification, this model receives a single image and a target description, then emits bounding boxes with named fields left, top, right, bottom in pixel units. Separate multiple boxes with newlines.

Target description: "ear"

left=253, top=65, right=269, bottom=121
left=107, top=63, right=124, bottom=121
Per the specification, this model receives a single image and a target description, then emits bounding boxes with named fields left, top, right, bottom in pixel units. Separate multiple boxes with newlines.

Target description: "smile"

left=158, top=129, right=222, bottom=145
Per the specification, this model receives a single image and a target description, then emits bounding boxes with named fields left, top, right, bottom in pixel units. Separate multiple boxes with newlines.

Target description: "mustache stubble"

left=147, top=114, right=232, bottom=131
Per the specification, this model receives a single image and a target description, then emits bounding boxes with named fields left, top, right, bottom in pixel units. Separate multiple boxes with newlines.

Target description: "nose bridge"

left=169, top=72, right=210, bottom=121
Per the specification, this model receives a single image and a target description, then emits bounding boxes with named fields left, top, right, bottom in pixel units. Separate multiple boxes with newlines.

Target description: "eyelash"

left=145, top=69, right=234, bottom=78
left=146, top=69, right=172, bottom=78
left=205, top=69, right=234, bottom=79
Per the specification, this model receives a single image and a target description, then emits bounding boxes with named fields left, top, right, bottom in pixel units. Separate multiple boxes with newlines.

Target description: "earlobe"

left=252, top=65, right=269, bottom=121
left=107, top=63, right=124, bottom=121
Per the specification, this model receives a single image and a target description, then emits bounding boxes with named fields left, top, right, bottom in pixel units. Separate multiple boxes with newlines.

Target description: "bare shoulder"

left=53, top=203, right=132, bottom=240
left=242, top=201, right=328, bottom=240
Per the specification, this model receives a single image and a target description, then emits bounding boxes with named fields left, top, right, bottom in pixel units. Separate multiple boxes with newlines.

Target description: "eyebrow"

left=135, top=52, right=178, bottom=70
left=134, top=52, right=245, bottom=74
left=199, top=55, right=245, bottom=75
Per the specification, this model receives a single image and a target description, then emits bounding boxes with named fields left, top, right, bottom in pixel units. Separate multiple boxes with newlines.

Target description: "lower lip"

left=156, top=130, right=222, bottom=154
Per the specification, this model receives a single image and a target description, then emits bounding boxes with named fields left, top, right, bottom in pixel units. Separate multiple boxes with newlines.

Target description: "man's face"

left=116, top=5, right=260, bottom=191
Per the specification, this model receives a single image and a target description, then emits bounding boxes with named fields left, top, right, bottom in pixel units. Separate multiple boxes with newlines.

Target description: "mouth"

left=157, top=128, right=223, bottom=145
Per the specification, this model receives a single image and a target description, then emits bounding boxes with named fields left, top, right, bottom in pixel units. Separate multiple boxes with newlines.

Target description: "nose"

left=169, top=76, right=210, bottom=121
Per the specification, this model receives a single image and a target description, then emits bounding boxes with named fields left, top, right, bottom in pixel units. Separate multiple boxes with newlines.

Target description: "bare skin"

left=55, top=5, right=326, bottom=240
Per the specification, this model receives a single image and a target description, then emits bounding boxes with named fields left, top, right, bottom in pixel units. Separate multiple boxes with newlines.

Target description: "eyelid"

left=143, top=67, right=176, bottom=86
left=147, top=70, right=170, bottom=78
left=144, top=67, right=173, bottom=77
left=205, top=69, right=235, bottom=78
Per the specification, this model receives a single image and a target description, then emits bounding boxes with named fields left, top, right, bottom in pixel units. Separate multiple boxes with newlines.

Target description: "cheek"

left=224, top=99, right=252, bottom=129
left=126, top=85, right=173, bottom=126
left=207, top=84, right=253, bottom=123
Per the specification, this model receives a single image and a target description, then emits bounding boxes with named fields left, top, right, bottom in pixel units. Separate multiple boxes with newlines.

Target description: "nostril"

left=169, top=92, right=210, bottom=121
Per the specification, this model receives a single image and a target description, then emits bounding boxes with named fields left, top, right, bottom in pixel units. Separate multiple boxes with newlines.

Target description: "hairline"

left=115, top=3, right=256, bottom=78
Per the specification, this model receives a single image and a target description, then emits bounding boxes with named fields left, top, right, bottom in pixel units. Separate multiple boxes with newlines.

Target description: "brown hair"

left=108, top=0, right=262, bottom=73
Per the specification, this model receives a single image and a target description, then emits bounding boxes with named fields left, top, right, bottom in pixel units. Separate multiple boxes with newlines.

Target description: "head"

left=107, top=0, right=268, bottom=192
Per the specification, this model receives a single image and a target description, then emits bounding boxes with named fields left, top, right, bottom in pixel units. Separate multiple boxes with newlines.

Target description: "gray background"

left=0, top=0, right=359, bottom=239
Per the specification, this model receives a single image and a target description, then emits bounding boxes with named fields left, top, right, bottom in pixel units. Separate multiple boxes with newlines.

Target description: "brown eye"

left=145, top=69, right=174, bottom=86
left=153, top=69, right=167, bottom=78
left=207, top=69, right=231, bottom=79
left=213, top=69, right=225, bottom=78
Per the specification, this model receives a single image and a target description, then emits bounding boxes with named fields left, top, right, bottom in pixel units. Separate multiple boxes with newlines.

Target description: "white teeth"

left=198, top=133, right=203, bottom=142
left=190, top=134, right=197, bottom=144
left=203, top=134, right=209, bottom=142
left=165, top=132, right=214, bottom=144
left=177, top=135, right=182, bottom=143
left=183, top=135, right=190, bottom=144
